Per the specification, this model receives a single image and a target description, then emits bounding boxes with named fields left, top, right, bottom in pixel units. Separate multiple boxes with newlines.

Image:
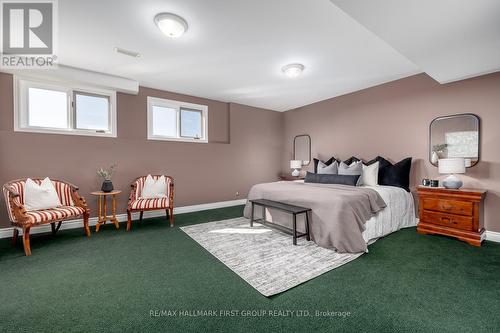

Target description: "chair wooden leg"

left=22, top=226, right=32, bottom=256
left=126, top=210, right=132, bottom=232
left=169, top=207, right=174, bottom=227
left=139, top=211, right=143, bottom=222
left=83, top=212, right=91, bottom=237
left=12, top=228, right=19, bottom=246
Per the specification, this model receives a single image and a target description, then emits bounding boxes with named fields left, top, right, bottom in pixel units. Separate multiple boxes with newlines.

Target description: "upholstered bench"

left=3, top=178, right=90, bottom=256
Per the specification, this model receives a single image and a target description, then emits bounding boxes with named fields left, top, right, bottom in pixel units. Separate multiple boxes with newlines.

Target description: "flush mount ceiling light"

left=154, top=12, right=188, bottom=38
left=281, top=63, right=305, bottom=78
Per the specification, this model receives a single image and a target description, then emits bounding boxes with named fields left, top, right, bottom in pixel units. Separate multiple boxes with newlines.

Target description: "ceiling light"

left=281, top=63, right=305, bottom=78
left=154, top=13, right=188, bottom=38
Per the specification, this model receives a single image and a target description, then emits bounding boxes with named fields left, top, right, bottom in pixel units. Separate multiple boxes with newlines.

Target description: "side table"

left=91, top=190, right=122, bottom=232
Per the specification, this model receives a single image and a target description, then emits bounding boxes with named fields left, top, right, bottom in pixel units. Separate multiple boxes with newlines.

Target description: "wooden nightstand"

left=417, top=186, right=486, bottom=246
left=279, top=174, right=304, bottom=181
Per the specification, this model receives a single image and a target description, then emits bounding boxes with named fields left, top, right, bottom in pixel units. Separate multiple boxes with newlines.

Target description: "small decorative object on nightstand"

left=439, top=158, right=465, bottom=189
left=290, top=160, right=302, bottom=177
left=417, top=186, right=486, bottom=246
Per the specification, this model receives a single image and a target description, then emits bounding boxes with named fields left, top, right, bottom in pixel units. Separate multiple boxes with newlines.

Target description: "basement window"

left=147, top=96, right=208, bottom=143
left=14, top=76, right=117, bottom=137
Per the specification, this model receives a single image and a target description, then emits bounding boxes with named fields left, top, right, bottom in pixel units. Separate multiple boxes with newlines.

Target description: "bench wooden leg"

left=305, top=211, right=310, bottom=241
left=51, top=221, right=62, bottom=235
left=139, top=211, right=143, bottom=222
left=22, top=226, right=31, bottom=256
left=293, top=213, right=297, bottom=245
left=83, top=212, right=91, bottom=237
left=250, top=202, right=254, bottom=227
left=12, top=228, right=19, bottom=246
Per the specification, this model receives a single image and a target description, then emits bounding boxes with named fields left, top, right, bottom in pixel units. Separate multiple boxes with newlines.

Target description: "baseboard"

left=485, top=230, right=500, bottom=243
left=0, top=199, right=247, bottom=239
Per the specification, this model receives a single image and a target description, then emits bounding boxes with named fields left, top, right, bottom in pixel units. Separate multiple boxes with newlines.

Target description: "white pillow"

left=362, top=161, right=379, bottom=186
left=23, top=177, right=62, bottom=211
left=141, top=175, right=167, bottom=199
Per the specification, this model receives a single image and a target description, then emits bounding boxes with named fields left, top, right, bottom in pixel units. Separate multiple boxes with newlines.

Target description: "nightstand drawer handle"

left=441, top=203, right=453, bottom=211
left=441, top=217, right=457, bottom=225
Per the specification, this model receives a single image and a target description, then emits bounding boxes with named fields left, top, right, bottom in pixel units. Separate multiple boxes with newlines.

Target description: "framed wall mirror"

left=293, top=134, right=311, bottom=166
left=429, top=113, right=480, bottom=168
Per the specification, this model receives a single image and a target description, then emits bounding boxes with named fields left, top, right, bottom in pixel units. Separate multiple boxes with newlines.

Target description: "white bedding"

left=270, top=180, right=417, bottom=247
left=362, top=185, right=417, bottom=245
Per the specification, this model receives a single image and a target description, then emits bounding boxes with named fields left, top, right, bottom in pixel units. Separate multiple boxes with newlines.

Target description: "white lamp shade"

left=290, top=160, right=302, bottom=169
left=438, top=158, right=466, bottom=174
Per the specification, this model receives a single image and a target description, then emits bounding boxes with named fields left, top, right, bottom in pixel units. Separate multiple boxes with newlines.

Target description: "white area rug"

left=180, top=217, right=363, bottom=297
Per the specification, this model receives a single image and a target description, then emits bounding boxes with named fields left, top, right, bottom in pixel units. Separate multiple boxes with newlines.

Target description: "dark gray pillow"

left=304, top=172, right=360, bottom=186
left=338, top=161, right=363, bottom=186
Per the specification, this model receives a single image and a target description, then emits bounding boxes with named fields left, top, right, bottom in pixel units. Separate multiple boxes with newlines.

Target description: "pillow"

left=141, top=175, right=168, bottom=198
left=376, top=157, right=412, bottom=192
left=304, top=172, right=360, bottom=186
left=362, top=161, right=379, bottom=186
left=317, top=160, right=338, bottom=175
left=338, top=161, right=363, bottom=185
left=313, top=157, right=336, bottom=173
left=23, top=177, right=61, bottom=211
left=343, top=156, right=361, bottom=165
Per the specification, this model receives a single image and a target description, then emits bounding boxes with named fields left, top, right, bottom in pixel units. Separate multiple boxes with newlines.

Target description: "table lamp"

left=290, top=160, right=302, bottom=177
left=438, top=158, right=466, bottom=189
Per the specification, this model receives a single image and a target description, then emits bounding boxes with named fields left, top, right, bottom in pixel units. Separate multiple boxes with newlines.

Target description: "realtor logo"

left=1, top=0, right=58, bottom=68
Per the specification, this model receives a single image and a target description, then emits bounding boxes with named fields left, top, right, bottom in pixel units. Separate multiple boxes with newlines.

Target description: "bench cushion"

left=26, top=206, right=85, bottom=224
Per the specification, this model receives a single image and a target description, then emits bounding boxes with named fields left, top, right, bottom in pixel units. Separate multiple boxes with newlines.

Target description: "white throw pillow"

left=141, top=175, right=167, bottom=199
left=362, top=161, right=379, bottom=186
left=23, top=177, right=62, bottom=211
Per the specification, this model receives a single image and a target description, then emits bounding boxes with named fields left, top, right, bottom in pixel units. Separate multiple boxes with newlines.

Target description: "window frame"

left=147, top=96, right=208, bottom=143
left=14, top=76, right=117, bottom=138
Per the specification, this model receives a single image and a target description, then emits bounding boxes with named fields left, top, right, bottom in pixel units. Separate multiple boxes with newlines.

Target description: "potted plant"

left=97, top=164, right=117, bottom=192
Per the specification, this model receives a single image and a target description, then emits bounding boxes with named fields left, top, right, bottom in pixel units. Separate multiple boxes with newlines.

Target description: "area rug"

left=180, top=217, right=363, bottom=296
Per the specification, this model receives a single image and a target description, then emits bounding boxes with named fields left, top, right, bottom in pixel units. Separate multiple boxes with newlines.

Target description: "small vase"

left=431, top=151, right=439, bottom=164
left=101, top=180, right=114, bottom=193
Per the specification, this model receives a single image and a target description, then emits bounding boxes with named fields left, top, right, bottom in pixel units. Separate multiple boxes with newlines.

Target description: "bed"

left=243, top=180, right=416, bottom=253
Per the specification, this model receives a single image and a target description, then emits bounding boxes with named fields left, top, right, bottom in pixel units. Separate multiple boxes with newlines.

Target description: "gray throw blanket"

left=243, top=181, right=386, bottom=253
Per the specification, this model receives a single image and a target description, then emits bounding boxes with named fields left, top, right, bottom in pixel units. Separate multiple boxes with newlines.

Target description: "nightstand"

left=417, top=186, right=486, bottom=246
left=279, top=174, right=304, bottom=181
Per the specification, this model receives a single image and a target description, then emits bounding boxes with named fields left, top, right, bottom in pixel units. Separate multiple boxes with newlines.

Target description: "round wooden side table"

left=91, top=190, right=122, bottom=232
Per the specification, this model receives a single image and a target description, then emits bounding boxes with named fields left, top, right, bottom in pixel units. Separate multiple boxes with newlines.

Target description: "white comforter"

left=362, top=185, right=417, bottom=244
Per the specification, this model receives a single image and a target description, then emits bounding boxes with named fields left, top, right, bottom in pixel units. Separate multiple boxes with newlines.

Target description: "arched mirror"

left=293, top=134, right=311, bottom=166
left=429, top=113, right=480, bottom=167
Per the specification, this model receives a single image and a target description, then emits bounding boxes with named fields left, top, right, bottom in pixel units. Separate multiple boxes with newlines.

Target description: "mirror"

left=429, top=113, right=480, bottom=167
left=293, top=134, right=311, bottom=166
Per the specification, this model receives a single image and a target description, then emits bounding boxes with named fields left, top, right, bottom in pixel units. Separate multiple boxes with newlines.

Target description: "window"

left=147, top=97, right=208, bottom=143
left=14, top=77, right=117, bottom=137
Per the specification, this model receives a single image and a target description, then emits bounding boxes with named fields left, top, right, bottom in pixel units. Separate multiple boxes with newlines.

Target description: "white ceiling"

left=58, top=0, right=420, bottom=111
left=331, top=0, right=500, bottom=84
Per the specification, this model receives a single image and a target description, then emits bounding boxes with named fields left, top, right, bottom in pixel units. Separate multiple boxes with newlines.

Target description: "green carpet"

left=0, top=205, right=499, bottom=333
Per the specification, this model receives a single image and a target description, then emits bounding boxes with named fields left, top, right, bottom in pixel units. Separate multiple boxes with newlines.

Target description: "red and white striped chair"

left=126, top=175, right=174, bottom=231
left=2, top=178, right=90, bottom=256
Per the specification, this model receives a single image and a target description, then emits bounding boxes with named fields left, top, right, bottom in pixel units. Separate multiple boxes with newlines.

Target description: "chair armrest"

left=71, top=190, right=89, bottom=213
left=3, top=186, right=30, bottom=225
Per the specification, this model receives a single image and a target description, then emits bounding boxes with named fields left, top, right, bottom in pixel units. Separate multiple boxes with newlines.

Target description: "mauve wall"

left=283, top=73, right=500, bottom=232
left=0, top=72, right=283, bottom=228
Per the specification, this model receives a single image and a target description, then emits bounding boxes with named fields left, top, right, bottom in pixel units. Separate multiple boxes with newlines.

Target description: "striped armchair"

left=2, top=178, right=90, bottom=256
left=126, top=175, right=174, bottom=231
